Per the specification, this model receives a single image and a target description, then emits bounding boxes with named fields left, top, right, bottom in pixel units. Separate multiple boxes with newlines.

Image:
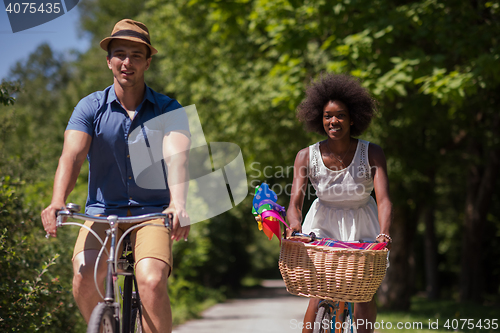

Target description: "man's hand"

left=41, top=202, right=65, bottom=238
left=163, top=203, right=190, bottom=241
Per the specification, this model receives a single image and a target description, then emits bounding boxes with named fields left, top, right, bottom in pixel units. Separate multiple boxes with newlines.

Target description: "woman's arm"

left=369, top=143, right=393, bottom=245
left=286, top=147, right=310, bottom=237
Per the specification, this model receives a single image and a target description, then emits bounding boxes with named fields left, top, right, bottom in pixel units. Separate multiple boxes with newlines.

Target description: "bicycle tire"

left=131, top=307, right=143, bottom=333
left=342, top=310, right=355, bottom=333
left=86, top=302, right=117, bottom=333
left=313, top=304, right=331, bottom=333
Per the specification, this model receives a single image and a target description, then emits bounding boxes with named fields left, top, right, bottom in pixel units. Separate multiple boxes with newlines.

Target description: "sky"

left=0, top=3, right=90, bottom=81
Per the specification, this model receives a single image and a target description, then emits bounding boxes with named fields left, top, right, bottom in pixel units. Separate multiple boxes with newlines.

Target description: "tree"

left=9, top=1, right=496, bottom=321
left=0, top=177, right=85, bottom=332
left=0, top=77, right=85, bottom=331
left=138, top=0, right=500, bottom=307
left=0, top=81, right=19, bottom=106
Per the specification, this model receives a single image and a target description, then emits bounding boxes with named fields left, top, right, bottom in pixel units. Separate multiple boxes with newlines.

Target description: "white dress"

left=301, top=139, right=380, bottom=242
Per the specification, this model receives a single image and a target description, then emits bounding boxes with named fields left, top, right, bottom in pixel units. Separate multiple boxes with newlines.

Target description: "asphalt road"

left=172, top=280, right=310, bottom=333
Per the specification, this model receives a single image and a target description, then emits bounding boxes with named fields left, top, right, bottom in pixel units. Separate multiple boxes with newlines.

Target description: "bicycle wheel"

left=131, top=307, right=143, bottom=333
left=342, top=310, right=355, bottom=333
left=86, top=302, right=117, bottom=333
left=313, top=303, right=331, bottom=333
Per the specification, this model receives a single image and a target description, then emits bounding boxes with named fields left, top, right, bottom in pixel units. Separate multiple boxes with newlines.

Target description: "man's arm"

left=41, top=130, right=92, bottom=237
left=162, top=130, right=191, bottom=241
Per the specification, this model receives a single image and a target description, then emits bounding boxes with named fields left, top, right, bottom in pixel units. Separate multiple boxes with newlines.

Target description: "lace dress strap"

left=357, top=139, right=372, bottom=180
left=308, top=142, right=320, bottom=181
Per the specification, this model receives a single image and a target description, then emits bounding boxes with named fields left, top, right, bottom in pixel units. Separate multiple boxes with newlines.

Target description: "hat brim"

left=100, top=36, right=158, bottom=56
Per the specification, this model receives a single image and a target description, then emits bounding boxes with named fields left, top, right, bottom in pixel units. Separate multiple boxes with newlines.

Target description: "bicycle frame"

left=56, top=205, right=171, bottom=333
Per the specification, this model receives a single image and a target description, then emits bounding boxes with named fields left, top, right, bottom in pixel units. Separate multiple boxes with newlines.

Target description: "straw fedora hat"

left=100, top=19, right=158, bottom=56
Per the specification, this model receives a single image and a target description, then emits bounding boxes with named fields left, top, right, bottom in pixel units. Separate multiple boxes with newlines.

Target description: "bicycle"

left=281, top=232, right=389, bottom=333
left=313, top=299, right=354, bottom=333
left=55, top=203, right=171, bottom=333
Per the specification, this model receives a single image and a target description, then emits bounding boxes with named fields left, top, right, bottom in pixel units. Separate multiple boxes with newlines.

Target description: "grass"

left=376, top=296, right=500, bottom=333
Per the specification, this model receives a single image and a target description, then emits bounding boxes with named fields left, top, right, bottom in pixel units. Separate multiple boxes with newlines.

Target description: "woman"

left=287, top=73, right=392, bottom=333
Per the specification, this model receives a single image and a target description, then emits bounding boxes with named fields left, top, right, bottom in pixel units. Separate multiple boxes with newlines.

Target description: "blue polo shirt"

left=66, top=84, right=189, bottom=216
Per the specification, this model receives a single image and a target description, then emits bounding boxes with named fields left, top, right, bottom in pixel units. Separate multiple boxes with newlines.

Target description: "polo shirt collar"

left=107, top=83, right=156, bottom=107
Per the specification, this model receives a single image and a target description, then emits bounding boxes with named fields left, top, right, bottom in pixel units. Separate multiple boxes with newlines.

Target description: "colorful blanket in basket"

left=310, top=238, right=387, bottom=250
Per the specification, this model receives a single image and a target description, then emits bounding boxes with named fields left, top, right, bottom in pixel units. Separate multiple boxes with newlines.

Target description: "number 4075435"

left=443, top=319, right=498, bottom=330
left=5, top=2, right=61, bottom=14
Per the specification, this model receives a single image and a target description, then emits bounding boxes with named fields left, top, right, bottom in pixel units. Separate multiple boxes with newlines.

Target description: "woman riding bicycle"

left=287, top=73, right=392, bottom=333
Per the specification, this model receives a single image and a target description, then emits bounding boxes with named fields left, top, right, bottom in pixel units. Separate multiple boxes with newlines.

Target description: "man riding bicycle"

left=41, top=19, right=190, bottom=333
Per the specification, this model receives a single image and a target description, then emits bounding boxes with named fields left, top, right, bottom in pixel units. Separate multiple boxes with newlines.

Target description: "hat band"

left=111, top=30, right=151, bottom=45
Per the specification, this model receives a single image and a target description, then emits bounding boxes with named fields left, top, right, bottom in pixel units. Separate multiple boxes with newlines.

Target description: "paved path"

left=173, top=280, right=310, bottom=333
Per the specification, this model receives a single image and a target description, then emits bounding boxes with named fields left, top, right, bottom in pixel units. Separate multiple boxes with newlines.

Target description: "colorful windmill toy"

left=252, top=183, right=289, bottom=242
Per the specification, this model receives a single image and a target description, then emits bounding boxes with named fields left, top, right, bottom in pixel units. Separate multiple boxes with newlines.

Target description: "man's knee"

left=135, top=259, right=170, bottom=294
left=72, top=250, right=105, bottom=290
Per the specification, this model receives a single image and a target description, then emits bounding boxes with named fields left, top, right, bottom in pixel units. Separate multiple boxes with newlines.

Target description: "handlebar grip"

left=166, top=213, right=173, bottom=228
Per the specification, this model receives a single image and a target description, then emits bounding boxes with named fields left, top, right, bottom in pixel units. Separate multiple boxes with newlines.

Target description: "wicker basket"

left=279, top=239, right=388, bottom=303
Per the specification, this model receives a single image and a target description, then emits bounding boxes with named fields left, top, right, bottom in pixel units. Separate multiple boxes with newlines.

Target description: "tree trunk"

left=460, top=142, right=500, bottom=302
left=424, top=171, right=439, bottom=299
left=378, top=204, right=418, bottom=310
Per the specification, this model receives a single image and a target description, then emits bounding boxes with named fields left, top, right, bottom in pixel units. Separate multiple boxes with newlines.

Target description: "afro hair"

left=297, top=73, right=377, bottom=137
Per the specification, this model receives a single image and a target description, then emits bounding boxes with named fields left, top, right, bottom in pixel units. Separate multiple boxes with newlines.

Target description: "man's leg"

left=72, top=249, right=107, bottom=322
left=135, top=258, right=172, bottom=333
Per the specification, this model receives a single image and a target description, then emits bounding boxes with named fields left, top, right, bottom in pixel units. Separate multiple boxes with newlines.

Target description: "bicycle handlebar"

left=290, top=231, right=320, bottom=241
left=289, top=231, right=377, bottom=243
left=56, top=203, right=172, bottom=229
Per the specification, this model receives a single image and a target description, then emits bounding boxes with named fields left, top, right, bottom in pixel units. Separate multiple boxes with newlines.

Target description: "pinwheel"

left=252, top=183, right=289, bottom=242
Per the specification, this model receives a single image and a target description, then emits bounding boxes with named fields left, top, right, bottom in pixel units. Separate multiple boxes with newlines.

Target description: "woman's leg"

left=303, top=298, right=320, bottom=333
left=354, top=298, right=376, bottom=333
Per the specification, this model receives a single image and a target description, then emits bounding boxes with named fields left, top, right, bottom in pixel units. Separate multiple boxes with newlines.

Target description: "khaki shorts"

left=72, top=211, right=173, bottom=272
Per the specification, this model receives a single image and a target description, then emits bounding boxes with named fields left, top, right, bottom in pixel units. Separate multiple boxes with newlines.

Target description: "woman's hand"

left=285, top=222, right=302, bottom=238
left=376, top=233, right=392, bottom=250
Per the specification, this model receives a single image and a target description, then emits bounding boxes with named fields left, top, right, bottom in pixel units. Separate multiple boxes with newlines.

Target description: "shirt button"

left=128, top=176, right=132, bottom=180
left=127, top=154, right=130, bottom=158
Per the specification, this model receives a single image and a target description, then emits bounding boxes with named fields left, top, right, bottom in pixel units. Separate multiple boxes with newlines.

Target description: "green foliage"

left=0, top=177, right=85, bottom=332
left=140, top=0, right=500, bottom=304
left=2, top=0, right=500, bottom=328
left=377, top=296, right=500, bottom=333
left=69, top=0, right=498, bottom=305
left=1, top=44, right=79, bottom=183
left=0, top=81, right=19, bottom=106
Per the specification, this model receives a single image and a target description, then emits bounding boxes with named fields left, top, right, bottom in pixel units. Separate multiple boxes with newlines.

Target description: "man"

left=41, top=19, right=190, bottom=332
